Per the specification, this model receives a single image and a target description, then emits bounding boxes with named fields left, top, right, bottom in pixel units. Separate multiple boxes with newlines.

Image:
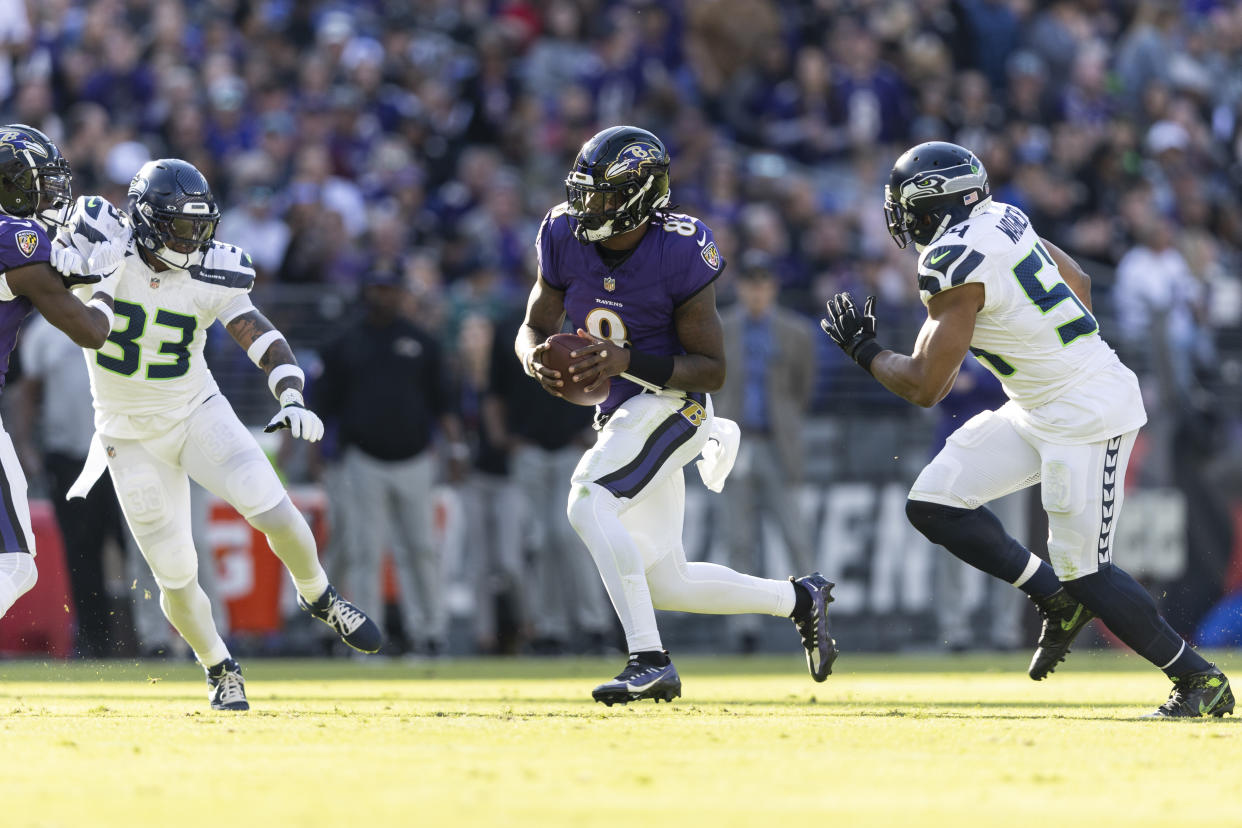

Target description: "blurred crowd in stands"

left=3, top=0, right=1242, bottom=657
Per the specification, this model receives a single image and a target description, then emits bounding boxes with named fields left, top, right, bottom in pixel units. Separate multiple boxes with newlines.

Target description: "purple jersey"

left=537, top=206, right=724, bottom=413
left=0, top=216, right=46, bottom=391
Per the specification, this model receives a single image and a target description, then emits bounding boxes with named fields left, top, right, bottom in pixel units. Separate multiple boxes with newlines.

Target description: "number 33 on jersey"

left=63, top=195, right=257, bottom=437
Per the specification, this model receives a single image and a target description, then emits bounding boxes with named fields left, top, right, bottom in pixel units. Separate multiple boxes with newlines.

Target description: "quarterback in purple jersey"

left=516, top=125, right=838, bottom=705
left=0, top=125, right=116, bottom=621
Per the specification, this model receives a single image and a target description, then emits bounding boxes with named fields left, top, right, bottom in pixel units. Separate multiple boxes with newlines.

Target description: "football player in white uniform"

left=822, top=141, right=1232, bottom=719
left=51, top=159, right=382, bottom=711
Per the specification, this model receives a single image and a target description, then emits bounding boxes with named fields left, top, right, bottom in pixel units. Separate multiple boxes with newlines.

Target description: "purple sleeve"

left=0, top=220, right=51, bottom=271
left=536, top=209, right=566, bottom=290
left=670, top=219, right=725, bottom=306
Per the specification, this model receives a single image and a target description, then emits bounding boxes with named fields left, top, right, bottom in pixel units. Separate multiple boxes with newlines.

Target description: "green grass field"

left=1, top=651, right=1239, bottom=828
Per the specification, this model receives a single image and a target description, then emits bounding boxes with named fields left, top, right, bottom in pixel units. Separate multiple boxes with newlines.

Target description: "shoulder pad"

left=658, top=213, right=723, bottom=271
left=539, top=203, right=573, bottom=237
left=917, top=243, right=985, bottom=296
left=66, top=195, right=127, bottom=245
left=191, top=242, right=256, bottom=290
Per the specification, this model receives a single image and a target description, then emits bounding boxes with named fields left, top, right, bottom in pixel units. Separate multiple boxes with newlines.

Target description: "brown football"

left=541, top=333, right=611, bottom=406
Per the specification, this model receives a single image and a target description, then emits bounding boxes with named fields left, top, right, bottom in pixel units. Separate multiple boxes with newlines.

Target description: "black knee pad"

left=905, top=499, right=971, bottom=540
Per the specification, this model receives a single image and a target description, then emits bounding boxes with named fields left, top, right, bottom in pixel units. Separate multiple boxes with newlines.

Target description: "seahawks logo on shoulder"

left=605, top=142, right=661, bottom=180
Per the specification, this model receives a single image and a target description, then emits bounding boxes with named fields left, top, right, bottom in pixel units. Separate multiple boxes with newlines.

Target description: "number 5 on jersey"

left=1013, top=243, right=1098, bottom=345
left=96, top=300, right=197, bottom=380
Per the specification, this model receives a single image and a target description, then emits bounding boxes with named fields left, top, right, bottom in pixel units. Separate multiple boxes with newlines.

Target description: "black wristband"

left=853, top=339, right=885, bottom=374
left=625, top=348, right=675, bottom=387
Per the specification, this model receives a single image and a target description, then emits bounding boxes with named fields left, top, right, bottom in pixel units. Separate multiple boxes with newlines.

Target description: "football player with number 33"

left=50, top=159, right=383, bottom=711
left=822, top=141, right=1231, bottom=718
left=517, top=126, right=838, bottom=706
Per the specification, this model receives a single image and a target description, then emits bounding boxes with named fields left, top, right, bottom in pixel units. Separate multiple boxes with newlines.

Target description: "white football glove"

left=263, top=388, right=325, bottom=442
left=50, top=244, right=88, bottom=277
left=85, top=241, right=126, bottom=299
left=53, top=239, right=125, bottom=299
left=87, top=240, right=125, bottom=278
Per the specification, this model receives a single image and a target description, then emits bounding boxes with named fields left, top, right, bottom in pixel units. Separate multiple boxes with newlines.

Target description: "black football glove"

left=821, top=292, right=884, bottom=373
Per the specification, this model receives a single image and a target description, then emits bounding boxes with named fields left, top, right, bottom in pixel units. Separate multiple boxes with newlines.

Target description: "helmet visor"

left=565, top=181, right=624, bottom=231
left=154, top=213, right=218, bottom=253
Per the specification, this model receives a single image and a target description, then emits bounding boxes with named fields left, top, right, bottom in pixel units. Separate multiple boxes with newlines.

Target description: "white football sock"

left=159, top=581, right=230, bottom=667
left=646, top=553, right=796, bottom=616
left=0, top=552, right=37, bottom=618
left=567, top=483, right=663, bottom=653
left=250, top=497, right=330, bottom=603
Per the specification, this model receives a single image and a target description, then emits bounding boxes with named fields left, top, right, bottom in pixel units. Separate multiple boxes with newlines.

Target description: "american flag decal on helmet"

left=15, top=230, right=37, bottom=258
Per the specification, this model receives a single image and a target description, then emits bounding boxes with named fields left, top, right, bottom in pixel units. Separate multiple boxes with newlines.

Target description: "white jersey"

left=60, top=196, right=256, bottom=439
left=916, top=200, right=1146, bottom=444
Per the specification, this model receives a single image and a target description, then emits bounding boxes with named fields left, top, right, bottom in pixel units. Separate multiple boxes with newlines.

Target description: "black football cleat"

left=206, top=657, right=249, bottom=711
left=299, top=584, right=383, bottom=654
left=1145, top=666, right=1235, bottom=719
left=790, top=572, right=839, bottom=682
left=1028, top=588, right=1095, bottom=680
left=592, top=653, right=682, bottom=706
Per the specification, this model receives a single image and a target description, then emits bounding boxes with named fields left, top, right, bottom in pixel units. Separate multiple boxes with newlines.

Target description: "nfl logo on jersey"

left=150, top=276, right=161, bottom=289
left=604, top=275, right=616, bottom=292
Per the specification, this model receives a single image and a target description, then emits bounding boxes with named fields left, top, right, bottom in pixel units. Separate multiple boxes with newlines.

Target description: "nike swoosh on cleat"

left=1200, top=683, right=1228, bottom=715
left=1060, top=605, right=1084, bottom=632
left=625, top=677, right=664, bottom=693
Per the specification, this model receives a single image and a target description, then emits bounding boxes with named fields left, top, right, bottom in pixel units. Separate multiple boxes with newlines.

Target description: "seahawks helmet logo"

left=900, top=162, right=987, bottom=205
left=605, top=142, right=661, bottom=180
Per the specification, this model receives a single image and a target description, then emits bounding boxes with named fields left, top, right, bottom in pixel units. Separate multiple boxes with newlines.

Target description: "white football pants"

left=104, top=394, right=327, bottom=665
left=566, top=393, right=795, bottom=654
left=909, top=404, right=1139, bottom=581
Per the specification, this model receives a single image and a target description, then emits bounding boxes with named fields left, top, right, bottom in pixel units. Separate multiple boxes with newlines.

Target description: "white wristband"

left=86, top=298, right=114, bottom=331
left=247, top=330, right=286, bottom=367
left=267, top=364, right=304, bottom=397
